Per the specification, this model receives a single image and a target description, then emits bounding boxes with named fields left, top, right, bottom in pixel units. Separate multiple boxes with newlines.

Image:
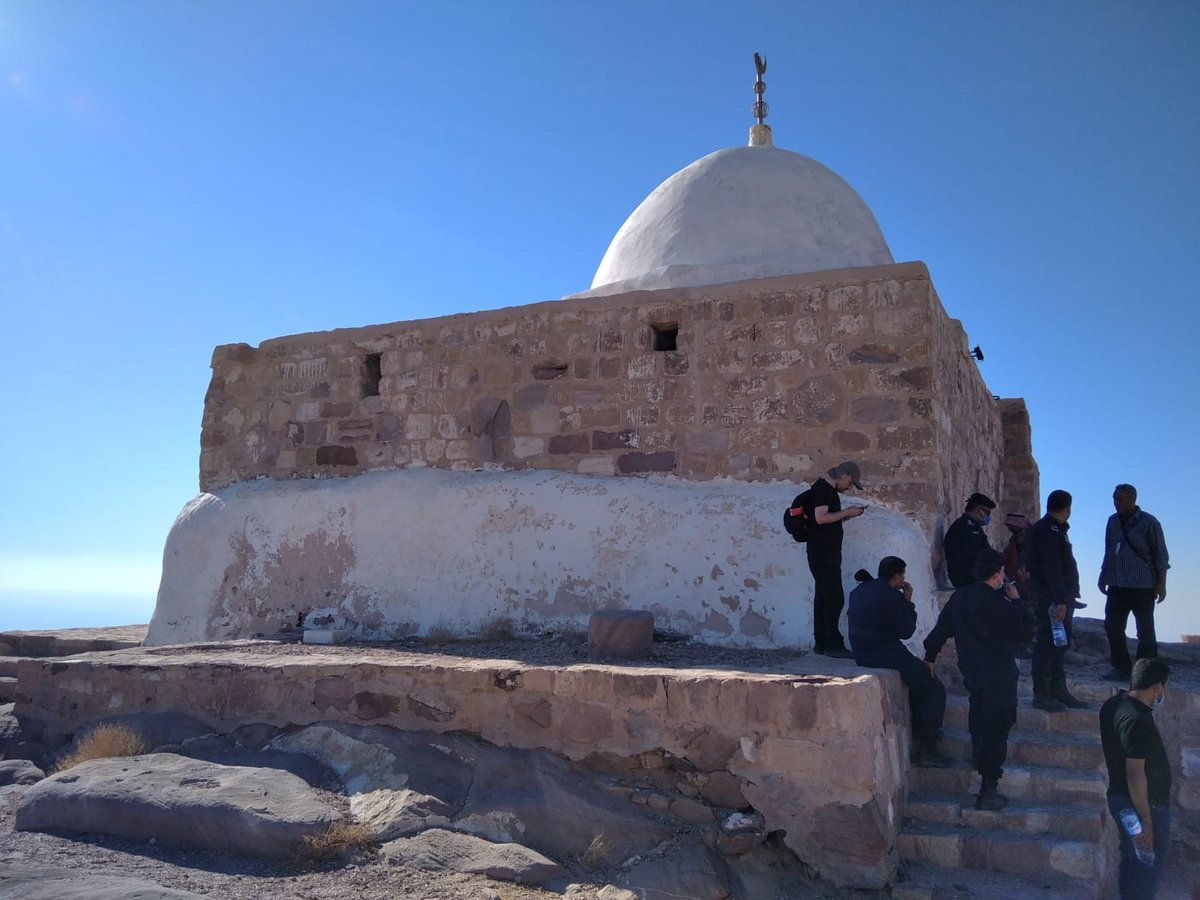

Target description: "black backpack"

left=783, top=490, right=812, bottom=543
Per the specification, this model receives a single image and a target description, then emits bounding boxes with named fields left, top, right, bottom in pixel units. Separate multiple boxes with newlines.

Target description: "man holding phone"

left=803, top=460, right=866, bottom=659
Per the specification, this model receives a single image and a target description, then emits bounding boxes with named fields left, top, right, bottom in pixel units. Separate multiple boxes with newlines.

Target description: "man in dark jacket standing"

left=802, top=460, right=866, bottom=659
left=924, top=549, right=1033, bottom=810
left=942, top=492, right=996, bottom=589
left=1025, top=489, right=1087, bottom=711
left=848, top=556, right=950, bottom=768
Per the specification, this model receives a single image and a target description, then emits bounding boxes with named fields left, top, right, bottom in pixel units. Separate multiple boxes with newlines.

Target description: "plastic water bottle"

left=1119, top=807, right=1155, bottom=866
left=1049, top=604, right=1068, bottom=648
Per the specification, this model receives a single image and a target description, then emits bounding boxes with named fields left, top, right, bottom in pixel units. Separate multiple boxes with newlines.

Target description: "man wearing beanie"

left=848, top=556, right=951, bottom=767
left=1100, top=658, right=1172, bottom=899
left=943, top=492, right=997, bottom=589
left=924, top=548, right=1034, bottom=811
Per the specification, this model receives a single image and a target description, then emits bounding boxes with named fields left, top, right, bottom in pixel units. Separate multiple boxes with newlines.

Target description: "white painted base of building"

left=148, top=468, right=936, bottom=650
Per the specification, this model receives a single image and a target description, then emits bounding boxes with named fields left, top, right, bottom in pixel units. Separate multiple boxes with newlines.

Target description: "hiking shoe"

left=1054, top=690, right=1088, bottom=710
left=1032, top=694, right=1067, bottom=712
left=823, top=646, right=854, bottom=660
left=913, top=747, right=954, bottom=769
left=1102, top=668, right=1131, bottom=683
left=975, top=787, right=1006, bottom=811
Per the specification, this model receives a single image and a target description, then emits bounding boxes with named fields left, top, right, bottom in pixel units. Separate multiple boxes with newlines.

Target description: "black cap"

left=966, top=492, right=996, bottom=511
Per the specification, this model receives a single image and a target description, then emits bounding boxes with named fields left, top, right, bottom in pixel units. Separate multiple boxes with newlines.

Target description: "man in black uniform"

left=848, top=556, right=950, bottom=767
left=924, top=549, right=1033, bottom=810
left=802, top=460, right=866, bottom=659
left=1100, top=658, right=1172, bottom=899
left=1025, top=489, right=1087, bottom=712
left=942, top=492, right=996, bottom=589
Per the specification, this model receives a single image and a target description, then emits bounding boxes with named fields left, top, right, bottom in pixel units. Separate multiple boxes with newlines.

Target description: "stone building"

left=148, top=113, right=1038, bottom=649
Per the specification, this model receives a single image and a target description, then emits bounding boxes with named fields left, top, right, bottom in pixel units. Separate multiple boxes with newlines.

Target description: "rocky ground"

left=0, top=629, right=881, bottom=900
left=1, top=621, right=1196, bottom=899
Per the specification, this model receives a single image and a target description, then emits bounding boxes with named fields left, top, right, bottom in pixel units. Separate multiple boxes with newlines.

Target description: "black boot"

left=1032, top=674, right=1067, bottom=712
left=976, top=778, right=1006, bottom=811
left=1052, top=677, right=1088, bottom=709
left=913, top=739, right=953, bottom=768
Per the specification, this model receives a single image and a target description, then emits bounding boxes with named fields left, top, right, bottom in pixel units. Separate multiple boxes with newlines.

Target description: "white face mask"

left=1152, top=687, right=1165, bottom=708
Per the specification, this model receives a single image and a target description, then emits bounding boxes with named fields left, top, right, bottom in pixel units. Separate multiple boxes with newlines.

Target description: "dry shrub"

left=294, top=819, right=376, bottom=870
left=53, top=723, right=146, bottom=772
left=577, top=832, right=616, bottom=870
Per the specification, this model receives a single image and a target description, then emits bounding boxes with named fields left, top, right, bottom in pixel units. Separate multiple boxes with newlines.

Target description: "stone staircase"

left=894, top=670, right=1122, bottom=899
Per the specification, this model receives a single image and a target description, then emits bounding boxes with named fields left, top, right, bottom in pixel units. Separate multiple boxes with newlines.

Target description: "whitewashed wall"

left=149, top=468, right=936, bottom=650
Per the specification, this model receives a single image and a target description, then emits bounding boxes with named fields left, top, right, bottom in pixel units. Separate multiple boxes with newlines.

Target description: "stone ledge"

left=15, top=642, right=906, bottom=889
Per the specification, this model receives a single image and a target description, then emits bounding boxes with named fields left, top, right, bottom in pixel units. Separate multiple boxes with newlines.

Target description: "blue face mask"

left=1152, top=688, right=1165, bottom=709
left=980, top=513, right=992, bottom=526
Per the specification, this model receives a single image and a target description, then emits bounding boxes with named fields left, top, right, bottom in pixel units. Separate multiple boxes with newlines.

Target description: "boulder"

left=271, top=723, right=477, bottom=840
left=274, top=722, right=675, bottom=858
left=620, top=843, right=730, bottom=899
left=0, top=865, right=206, bottom=899
left=381, top=828, right=565, bottom=885
left=15, top=752, right=338, bottom=858
left=0, top=758, right=44, bottom=786
left=454, top=743, right=676, bottom=862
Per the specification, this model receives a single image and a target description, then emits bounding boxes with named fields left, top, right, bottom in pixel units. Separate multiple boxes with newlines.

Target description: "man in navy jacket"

left=848, top=556, right=950, bottom=768
left=1025, top=489, right=1087, bottom=711
left=925, top=549, right=1034, bottom=810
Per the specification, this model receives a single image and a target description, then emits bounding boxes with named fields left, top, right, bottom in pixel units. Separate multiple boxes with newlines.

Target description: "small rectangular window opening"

left=362, top=353, right=382, bottom=398
left=652, top=324, right=678, bottom=352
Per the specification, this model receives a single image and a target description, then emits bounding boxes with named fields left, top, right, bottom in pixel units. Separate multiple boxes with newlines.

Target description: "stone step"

left=943, top=693, right=1097, bottom=737
left=0, top=676, right=16, bottom=702
left=905, top=794, right=1106, bottom=842
left=909, top=761, right=1107, bottom=805
left=892, top=861, right=1096, bottom=899
left=0, top=627, right=145, bottom=658
left=1013, top=678, right=1123, bottom=707
left=898, top=821, right=1101, bottom=881
left=941, top=729, right=1105, bottom=771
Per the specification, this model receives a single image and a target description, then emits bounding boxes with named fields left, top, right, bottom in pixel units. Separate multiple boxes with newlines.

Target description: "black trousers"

left=961, top=664, right=1018, bottom=784
left=806, top=544, right=845, bottom=650
left=1105, top=587, right=1158, bottom=674
left=856, top=644, right=946, bottom=746
left=1031, top=600, right=1075, bottom=687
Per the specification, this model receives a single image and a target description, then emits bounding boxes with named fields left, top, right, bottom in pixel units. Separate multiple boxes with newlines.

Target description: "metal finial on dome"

left=749, top=53, right=773, bottom=147
left=752, top=53, right=768, bottom=124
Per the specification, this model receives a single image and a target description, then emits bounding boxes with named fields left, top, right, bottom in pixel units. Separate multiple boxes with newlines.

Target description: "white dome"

left=584, top=144, right=893, bottom=296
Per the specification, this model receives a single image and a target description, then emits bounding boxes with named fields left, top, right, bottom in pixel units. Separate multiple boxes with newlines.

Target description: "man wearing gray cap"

left=802, top=461, right=867, bottom=658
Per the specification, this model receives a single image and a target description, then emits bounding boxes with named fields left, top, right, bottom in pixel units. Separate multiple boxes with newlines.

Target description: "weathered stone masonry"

left=200, top=261, right=1036, bottom=542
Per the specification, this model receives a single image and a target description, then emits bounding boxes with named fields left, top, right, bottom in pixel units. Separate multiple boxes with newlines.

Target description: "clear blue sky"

left=1, top=2, right=1197, bottom=640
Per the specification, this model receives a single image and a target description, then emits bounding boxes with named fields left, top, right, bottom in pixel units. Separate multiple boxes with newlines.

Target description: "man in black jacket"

left=942, top=492, right=996, bottom=589
left=1025, top=489, right=1087, bottom=712
left=924, top=549, right=1034, bottom=810
left=848, top=556, right=950, bottom=768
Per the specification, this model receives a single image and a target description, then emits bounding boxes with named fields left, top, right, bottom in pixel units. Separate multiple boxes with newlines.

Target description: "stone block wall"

left=997, top=398, right=1041, bottom=520
left=199, top=263, right=1012, bottom=529
left=15, top=647, right=909, bottom=889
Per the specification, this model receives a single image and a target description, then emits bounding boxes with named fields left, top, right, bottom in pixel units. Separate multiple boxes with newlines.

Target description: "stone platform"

left=10, top=640, right=907, bottom=889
